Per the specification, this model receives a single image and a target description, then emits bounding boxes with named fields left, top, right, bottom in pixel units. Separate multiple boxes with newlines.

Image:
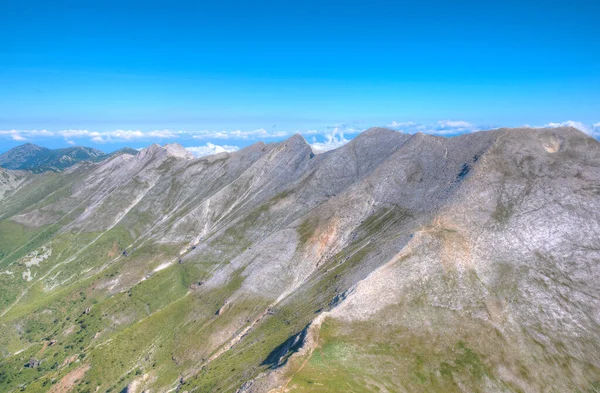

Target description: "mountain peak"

left=8, top=143, right=49, bottom=153
left=20, top=142, right=44, bottom=148
left=164, top=143, right=195, bottom=159
left=285, top=133, right=309, bottom=146
left=0, top=143, right=105, bottom=172
left=109, top=147, right=139, bottom=157
left=138, top=143, right=194, bottom=161
left=360, top=127, right=398, bottom=138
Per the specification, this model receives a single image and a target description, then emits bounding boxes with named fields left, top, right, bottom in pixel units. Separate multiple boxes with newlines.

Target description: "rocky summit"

left=0, top=127, right=599, bottom=393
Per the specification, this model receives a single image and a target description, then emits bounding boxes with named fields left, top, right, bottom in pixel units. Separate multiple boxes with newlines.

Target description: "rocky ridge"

left=0, top=127, right=598, bottom=393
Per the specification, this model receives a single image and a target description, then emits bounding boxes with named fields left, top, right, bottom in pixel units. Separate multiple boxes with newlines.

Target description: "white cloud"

left=437, top=120, right=473, bottom=129
left=58, top=129, right=89, bottom=138
left=11, top=132, right=26, bottom=141
left=542, top=121, right=594, bottom=135
left=523, top=121, right=600, bottom=138
left=147, top=129, right=179, bottom=139
left=0, top=129, right=52, bottom=139
left=0, top=130, right=26, bottom=141
left=66, top=140, right=76, bottom=145
left=0, top=128, right=299, bottom=143
left=388, top=121, right=416, bottom=128
left=300, top=129, right=320, bottom=136
left=386, top=120, right=482, bottom=135
left=185, top=143, right=240, bottom=157
left=54, top=129, right=179, bottom=143
left=310, top=128, right=350, bottom=153
left=324, top=123, right=362, bottom=135
left=0, top=126, right=362, bottom=144
left=191, top=128, right=292, bottom=140
left=544, top=120, right=600, bottom=139
left=2, top=120, right=598, bottom=148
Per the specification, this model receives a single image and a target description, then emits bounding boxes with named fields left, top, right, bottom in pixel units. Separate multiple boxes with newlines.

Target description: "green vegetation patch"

left=285, top=317, right=493, bottom=393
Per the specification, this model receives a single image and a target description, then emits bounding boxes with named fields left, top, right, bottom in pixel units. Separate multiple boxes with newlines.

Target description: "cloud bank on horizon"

left=1, top=120, right=599, bottom=158
left=185, top=143, right=240, bottom=157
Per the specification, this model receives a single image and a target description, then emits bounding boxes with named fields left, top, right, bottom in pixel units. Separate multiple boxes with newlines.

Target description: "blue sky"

left=1, top=0, right=599, bottom=155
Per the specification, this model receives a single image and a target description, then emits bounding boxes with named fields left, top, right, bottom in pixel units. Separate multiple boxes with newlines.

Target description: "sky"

left=1, top=0, right=599, bottom=156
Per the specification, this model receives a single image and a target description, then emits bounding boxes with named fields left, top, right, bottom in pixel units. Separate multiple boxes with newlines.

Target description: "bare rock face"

left=0, top=167, right=30, bottom=201
left=138, top=142, right=195, bottom=161
left=163, top=143, right=195, bottom=160
left=0, top=127, right=599, bottom=393
left=26, top=358, right=40, bottom=368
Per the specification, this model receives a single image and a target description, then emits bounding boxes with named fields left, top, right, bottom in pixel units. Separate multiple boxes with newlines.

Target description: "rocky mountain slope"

left=0, top=127, right=598, bottom=393
left=0, top=144, right=135, bottom=173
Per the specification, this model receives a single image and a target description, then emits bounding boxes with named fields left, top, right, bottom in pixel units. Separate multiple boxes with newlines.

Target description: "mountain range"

left=0, top=127, right=599, bottom=393
left=0, top=144, right=139, bottom=173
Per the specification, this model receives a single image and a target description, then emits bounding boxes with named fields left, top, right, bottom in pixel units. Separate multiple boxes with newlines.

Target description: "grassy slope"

left=282, top=307, right=600, bottom=393
left=0, top=205, right=412, bottom=393
left=179, top=207, right=416, bottom=392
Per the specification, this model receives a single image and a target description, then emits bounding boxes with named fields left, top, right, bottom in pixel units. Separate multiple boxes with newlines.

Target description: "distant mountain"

left=0, top=143, right=52, bottom=171
left=109, top=147, right=140, bottom=157
left=0, top=143, right=138, bottom=172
